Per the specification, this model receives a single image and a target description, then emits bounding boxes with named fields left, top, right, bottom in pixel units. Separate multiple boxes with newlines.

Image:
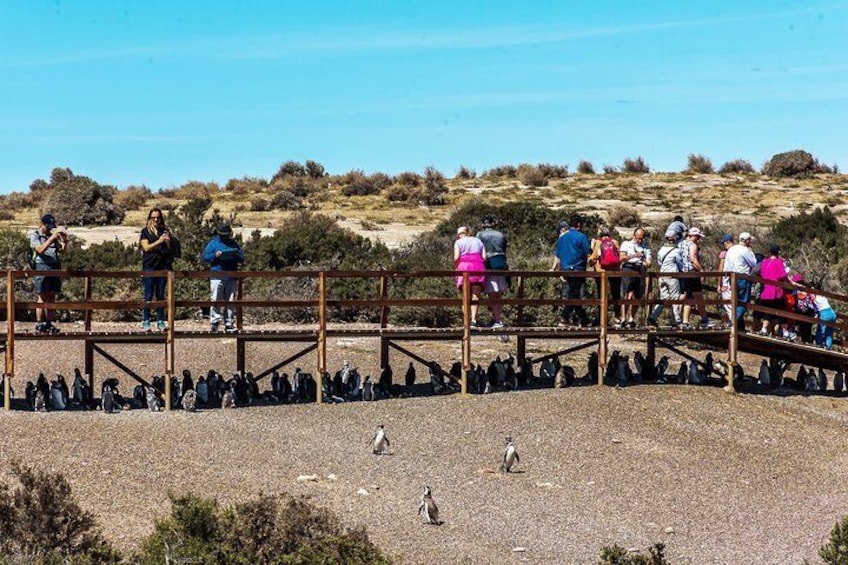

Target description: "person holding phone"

left=202, top=224, right=244, bottom=332
left=29, top=214, right=68, bottom=334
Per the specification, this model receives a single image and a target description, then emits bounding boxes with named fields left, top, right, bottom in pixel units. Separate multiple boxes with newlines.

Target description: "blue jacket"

left=554, top=229, right=591, bottom=271
left=201, top=236, right=244, bottom=273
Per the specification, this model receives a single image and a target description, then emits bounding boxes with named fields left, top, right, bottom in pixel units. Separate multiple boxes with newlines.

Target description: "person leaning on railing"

left=551, top=216, right=591, bottom=328
left=454, top=226, right=487, bottom=327
left=476, top=215, right=507, bottom=329
left=618, top=227, right=652, bottom=329
left=648, top=229, right=683, bottom=328
left=139, top=208, right=178, bottom=332
left=589, top=225, right=621, bottom=327
left=202, top=224, right=244, bottom=333
left=722, top=232, right=757, bottom=329
left=29, top=214, right=68, bottom=334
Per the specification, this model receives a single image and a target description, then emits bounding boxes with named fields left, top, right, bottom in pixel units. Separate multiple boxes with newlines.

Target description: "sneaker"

left=470, top=319, right=479, bottom=328
left=491, top=321, right=504, bottom=329
left=647, top=317, right=658, bottom=328
left=224, top=322, right=237, bottom=333
left=34, top=322, right=47, bottom=334
left=210, top=322, right=220, bottom=333
left=758, top=328, right=769, bottom=336
left=157, top=320, right=167, bottom=331
left=44, top=322, right=60, bottom=335
left=699, top=320, right=712, bottom=329
left=142, top=321, right=152, bottom=332
left=557, top=320, right=569, bottom=328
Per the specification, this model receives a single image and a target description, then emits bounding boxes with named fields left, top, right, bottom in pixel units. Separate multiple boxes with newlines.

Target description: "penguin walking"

left=418, top=486, right=441, bottom=525
left=404, top=362, right=416, bottom=388
left=368, top=424, right=390, bottom=455
left=500, top=437, right=520, bottom=473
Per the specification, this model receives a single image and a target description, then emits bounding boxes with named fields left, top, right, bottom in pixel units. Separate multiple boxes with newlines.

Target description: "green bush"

left=685, top=154, right=714, bottom=174
left=340, top=170, right=381, bottom=197
left=0, top=461, right=121, bottom=564
left=761, top=149, right=825, bottom=178
left=622, top=157, right=650, bottom=174
left=455, top=166, right=476, bottom=180
left=577, top=160, right=596, bottom=175
left=819, top=514, right=848, bottom=564
left=134, top=492, right=392, bottom=565
left=114, top=185, right=152, bottom=211
left=608, top=205, right=642, bottom=228
left=39, top=168, right=125, bottom=226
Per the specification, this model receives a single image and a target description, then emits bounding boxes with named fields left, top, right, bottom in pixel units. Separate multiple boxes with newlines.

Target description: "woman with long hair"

left=139, top=208, right=173, bottom=331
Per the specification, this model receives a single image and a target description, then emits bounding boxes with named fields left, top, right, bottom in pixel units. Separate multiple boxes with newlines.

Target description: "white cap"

left=687, top=227, right=703, bottom=237
left=739, top=231, right=754, bottom=241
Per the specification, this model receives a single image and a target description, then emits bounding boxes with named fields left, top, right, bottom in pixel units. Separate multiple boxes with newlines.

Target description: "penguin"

left=36, top=373, right=49, bottom=403
left=655, top=356, right=669, bottom=383
left=368, top=424, right=390, bottom=455
left=615, top=355, right=629, bottom=387
left=196, top=376, right=209, bottom=405
left=146, top=386, right=161, bottom=412
left=72, top=369, right=89, bottom=408
left=633, top=351, right=645, bottom=383
left=676, top=361, right=688, bottom=384
left=340, top=361, right=352, bottom=386
left=805, top=368, right=820, bottom=392
left=418, top=486, right=441, bottom=525
left=540, top=358, right=556, bottom=380
left=25, top=382, right=36, bottom=411
left=101, top=385, right=115, bottom=414
left=34, top=390, right=46, bottom=412
left=493, top=357, right=506, bottom=385
left=834, top=371, right=845, bottom=395
left=606, top=351, right=621, bottom=385
left=379, top=364, right=393, bottom=390
left=404, top=362, right=416, bottom=388
left=757, top=360, right=770, bottom=387
left=500, top=437, right=520, bottom=473
left=687, top=361, right=702, bottom=385
left=704, top=353, right=714, bottom=377
left=795, top=365, right=807, bottom=389
left=819, top=368, right=828, bottom=392
left=587, top=352, right=599, bottom=382
left=518, top=358, right=533, bottom=387
left=181, top=389, right=197, bottom=412
left=56, top=374, right=69, bottom=404
left=486, top=362, right=499, bottom=392
left=504, top=363, right=518, bottom=391
left=221, top=388, right=236, bottom=409
left=49, top=381, right=65, bottom=410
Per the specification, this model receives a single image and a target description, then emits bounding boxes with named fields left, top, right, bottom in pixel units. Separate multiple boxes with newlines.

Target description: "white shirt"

left=722, top=244, right=757, bottom=275
left=814, top=294, right=832, bottom=312
left=620, top=239, right=652, bottom=266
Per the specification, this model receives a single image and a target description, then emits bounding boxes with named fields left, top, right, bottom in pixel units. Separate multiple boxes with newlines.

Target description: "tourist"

left=809, top=290, right=837, bottom=350
left=666, top=215, right=688, bottom=244
left=454, top=226, right=487, bottom=327
left=618, top=227, right=652, bottom=328
left=589, top=225, right=621, bottom=326
left=139, top=208, right=176, bottom=331
left=29, top=214, right=68, bottom=334
left=648, top=230, right=683, bottom=327
left=551, top=216, right=591, bottom=327
left=678, top=227, right=709, bottom=328
left=477, top=215, right=507, bottom=328
left=717, top=234, right=734, bottom=325
left=202, top=224, right=244, bottom=332
left=758, top=244, right=793, bottom=338
left=722, top=232, right=758, bottom=328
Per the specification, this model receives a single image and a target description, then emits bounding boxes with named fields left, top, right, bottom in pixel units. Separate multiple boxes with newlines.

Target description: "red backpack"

left=598, top=238, right=620, bottom=269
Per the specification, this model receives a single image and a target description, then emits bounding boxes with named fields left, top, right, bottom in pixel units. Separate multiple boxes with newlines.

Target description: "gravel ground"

left=2, top=328, right=847, bottom=564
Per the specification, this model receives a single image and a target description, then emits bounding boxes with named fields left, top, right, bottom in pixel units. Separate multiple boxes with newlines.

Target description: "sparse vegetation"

left=577, top=160, right=596, bottom=175
left=40, top=168, right=125, bottom=226
left=819, top=514, right=848, bottom=564
left=762, top=149, right=827, bottom=178
left=622, top=156, right=650, bottom=174
left=718, top=159, right=756, bottom=174
left=602, top=163, right=618, bottom=174
left=608, top=205, right=643, bottom=228
left=455, top=165, right=476, bottom=180
left=114, top=185, right=153, bottom=211
left=599, top=542, right=670, bottom=565
left=685, top=153, right=714, bottom=174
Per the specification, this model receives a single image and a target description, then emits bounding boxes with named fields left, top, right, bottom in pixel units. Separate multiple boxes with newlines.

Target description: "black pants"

left=561, top=276, right=587, bottom=325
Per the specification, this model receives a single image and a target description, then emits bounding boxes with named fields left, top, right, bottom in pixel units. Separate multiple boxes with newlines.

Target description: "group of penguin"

left=367, top=424, right=520, bottom=526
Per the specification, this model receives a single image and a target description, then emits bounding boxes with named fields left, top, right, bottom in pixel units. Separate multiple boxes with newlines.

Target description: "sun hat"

left=739, top=231, right=754, bottom=241
left=688, top=227, right=703, bottom=237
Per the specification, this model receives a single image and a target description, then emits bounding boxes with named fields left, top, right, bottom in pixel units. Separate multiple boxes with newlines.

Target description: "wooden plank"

left=92, top=344, right=150, bottom=387
left=529, top=340, right=599, bottom=365
left=387, top=341, right=457, bottom=382
left=254, top=343, right=318, bottom=381
left=4, top=270, right=13, bottom=411
left=316, top=271, right=327, bottom=405
left=165, top=271, right=175, bottom=411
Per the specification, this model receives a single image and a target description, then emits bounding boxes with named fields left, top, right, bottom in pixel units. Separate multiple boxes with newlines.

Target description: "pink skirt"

left=456, top=255, right=486, bottom=288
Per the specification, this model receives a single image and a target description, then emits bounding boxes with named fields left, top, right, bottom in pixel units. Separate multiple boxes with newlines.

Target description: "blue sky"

left=0, top=1, right=846, bottom=192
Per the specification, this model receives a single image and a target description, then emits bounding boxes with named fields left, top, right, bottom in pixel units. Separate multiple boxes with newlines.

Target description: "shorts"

left=758, top=298, right=785, bottom=324
left=34, top=263, right=61, bottom=295
left=680, top=275, right=702, bottom=297
left=485, top=276, right=507, bottom=294
left=621, top=265, right=644, bottom=298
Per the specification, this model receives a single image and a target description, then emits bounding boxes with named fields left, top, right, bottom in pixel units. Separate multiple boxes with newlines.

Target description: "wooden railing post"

left=5, top=270, right=14, bottom=411
left=236, top=277, right=244, bottom=331
left=164, top=271, right=175, bottom=410
left=728, top=272, right=738, bottom=392
left=598, top=271, right=608, bottom=385
left=379, top=270, right=389, bottom=328
left=83, top=275, right=92, bottom=332
left=316, top=271, right=327, bottom=404
left=461, top=272, right=470, bottom=395
left=516, top=276, right=525, bottom=327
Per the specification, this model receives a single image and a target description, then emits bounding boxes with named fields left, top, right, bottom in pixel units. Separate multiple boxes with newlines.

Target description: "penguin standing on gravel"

left=418, top=486, right=441, bottom=525
left=500, top=436, right=520, bottom=473
left=368, top=424, right=390, bottom=455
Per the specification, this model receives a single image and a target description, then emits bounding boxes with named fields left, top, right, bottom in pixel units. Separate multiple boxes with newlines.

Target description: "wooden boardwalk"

left=3, top=269, right=847, bottom=409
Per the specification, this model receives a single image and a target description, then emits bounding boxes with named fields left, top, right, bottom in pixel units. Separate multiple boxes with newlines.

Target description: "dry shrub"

left=685, top=153, right=714, bottom=174
left=537, top=162, right=569, bottom=179
left=762, top=149, right=826, bottom=178
left=602, top=163, right=618, bottom=174
left=622, top=156, right=650, bottom=174
left=164, top=181, right=220, bottom=200
left=250, top=197, right=271, bottom=212
left=576, top=160, right=596, bottom=174
left=114, top=185, right=153, bottom=210
left=455, top=166, right=477, bottom=180
left=718, top=159, right=755, bottom=174
left=225, top=176, right=268, bottom=196
left=394, top=171, right=421, bottom=188
left=270, top=190, right=305, bottom=210
left=6, top=191, right=39, bottom=210
left=517, top=163, right=548, bottom=187
left=482, top=164, right=517, bottom=178
left=608, top=205, right=642, bottom=227
left=340, top=170, right=381, bottom=196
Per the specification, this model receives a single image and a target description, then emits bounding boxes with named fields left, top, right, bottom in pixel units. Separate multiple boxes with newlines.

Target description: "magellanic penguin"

left=418, top=486, right=441, bottom=525
left=500, top=437, right=520, bottom=473
left=368, top=424, right=390, bottom=455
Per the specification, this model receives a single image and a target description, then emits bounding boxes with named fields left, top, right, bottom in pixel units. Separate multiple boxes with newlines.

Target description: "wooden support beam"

left=236, top=338, right=246, bottom=376
left=83, top=276, right=92, bottom=331
left=316, top=271, right=327, bottom=404
left=5, top=270, right=14, bottom=411
left=91, top=344, right=150, bottom=386
left=516, top=335, right=526, bottom=367
left=529, top=340, right=599, bottom=365
left=387, top=341, right=457, bottom=382
left=84, top=341, right=94, bottom=384
left=461, top=272, right=470, bottom=395
left=165, top=271, right=175, bottom=411
left=598, top=271, right=608, bottom=386
left=254, top=343, right=319, bottom=381
left=728, top=272, right=738, bottom=392
left=380, top=337, right=389, bottom=370
left=236, top=278, right=244, bottom=331
left=379, top=271, right=389, bottom=328
left=654, top=339, right=720, bottom=376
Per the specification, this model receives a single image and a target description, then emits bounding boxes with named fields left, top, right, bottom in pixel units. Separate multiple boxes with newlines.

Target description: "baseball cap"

left=739, top=231, right=754, bottom=241
left=721, top=234, right=733, bottom=243
left=481, top=215, right=495, bottom=227
left=664, top=229, right=677, bottom=239
left=688, top=227, right=703, bottom=237
left=557, top=220, right=569, bottom=231
left=217, top=223, right=233, bottom=237
left=41, top=214, right=57, bottom=229
left=769, top=243, right=780, bottom=255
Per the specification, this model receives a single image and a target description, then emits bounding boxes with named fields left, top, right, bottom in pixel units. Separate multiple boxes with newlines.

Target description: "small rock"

left=513, top=547, right=526, bottom=553
left=296, top=474, right=319, bottom=483
left=611, top=438, right=623, bottom=444
left=357, top=488, right=370, bottom=496
left=664, top=526, right=675, bottom=534
left=586, top=481, right=595, bottom=486
left=326, top=474, right=338, bottom=481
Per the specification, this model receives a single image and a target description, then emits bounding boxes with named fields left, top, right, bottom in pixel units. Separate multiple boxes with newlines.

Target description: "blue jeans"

left=142, top=270, right=166, bottom=323
left=561, top=273, right=587, bottom=326
left=816, top=307, right=836, bottom=350
left=735, top=279, right=751, bottom=322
